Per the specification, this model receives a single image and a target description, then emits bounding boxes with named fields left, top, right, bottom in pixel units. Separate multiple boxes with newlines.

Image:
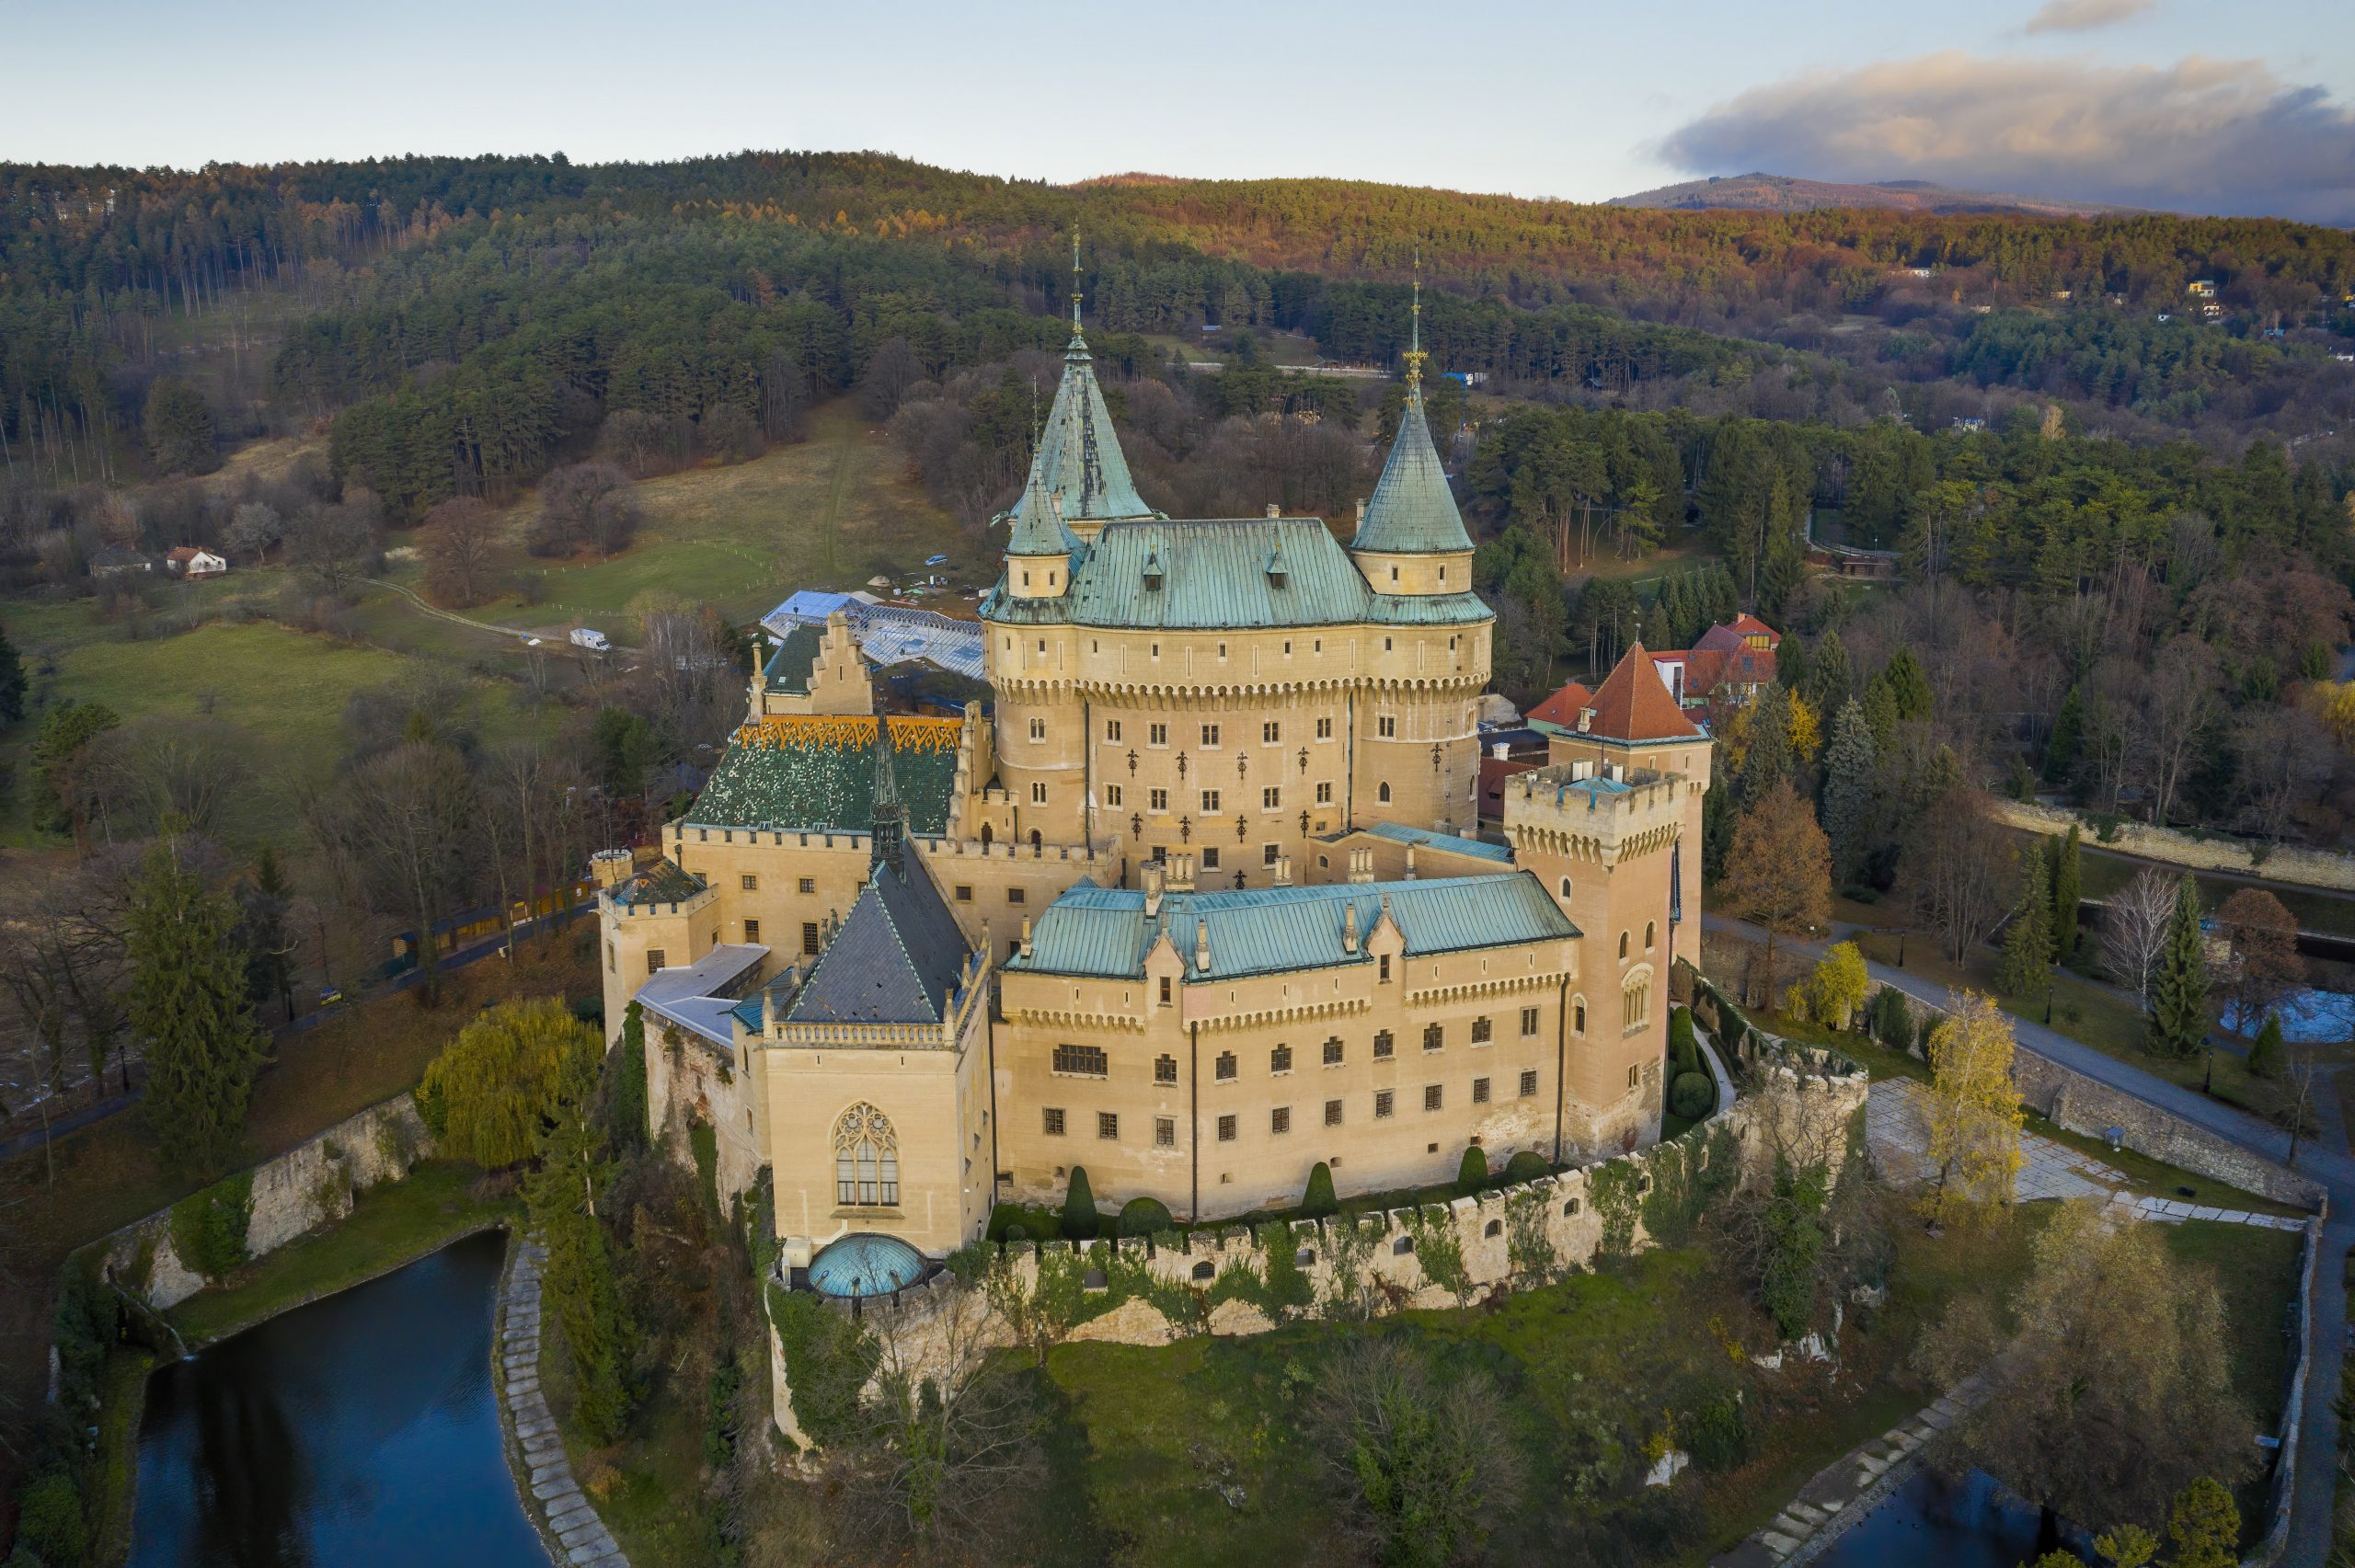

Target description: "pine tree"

left=1860, top=677, right=1900, bottom=756
left=2049, top=826, right=2081, bottom=963
left=2246, top=1013, right=2287, bottom=1079
left=1738, top=685, right=1794, bottom=807
left=235, top=845, right=296, bottom=1021
left=132, top=833, right=270, bottom=1175
left=1996, top=848, right=2052, bottom=997
left=1878, top=647, right=1935, bottom=722
left=1063, top=1165, right=1098, bottom=1240
left=1819, top=698, right=1877, bottom=882
left=1302, top=1161, right=1338, bottom=1218
left=2044, top=684, right=2085, bottom=785
left=2148, top=875, right=2210, bottom=1059
left=527, top=1089, right=637, bottom=1444
left=1808, top=628, right=1853, bottom=715
left=0, top=616, right=25, bottom=725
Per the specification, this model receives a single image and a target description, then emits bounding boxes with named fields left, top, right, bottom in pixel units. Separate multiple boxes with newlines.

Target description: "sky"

left=5, top=0, right=2352, bottom=222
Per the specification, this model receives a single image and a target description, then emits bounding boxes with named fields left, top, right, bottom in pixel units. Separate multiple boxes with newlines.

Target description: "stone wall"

left=768, top=1052, right=1871, bottom=1443
left=1990, top=799, right=2355, bottom=895
left=98, top=1094, right=435, bottom=1310
left=2009, top=1051, right=2326, bottom=1209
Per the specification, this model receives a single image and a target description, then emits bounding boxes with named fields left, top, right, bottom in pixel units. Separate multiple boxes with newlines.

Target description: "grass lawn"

left=2165, top=1219, right=2305, bottom=1433
left=167, top=1161, right=514, bottom=1345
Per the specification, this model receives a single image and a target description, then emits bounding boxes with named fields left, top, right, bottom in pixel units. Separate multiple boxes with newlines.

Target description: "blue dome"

left=807, top=1233, right=926, bottom=1299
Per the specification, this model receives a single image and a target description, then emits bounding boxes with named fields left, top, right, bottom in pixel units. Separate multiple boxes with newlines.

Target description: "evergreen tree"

left=1996, top=848, right=2052, bottom=997
left=235, top=845, right=297, bottom=1021
left=1701, top=769, right=1734, bottom=876
left=1302, top=1161, right=1338, bottom=1218
left=31, top=698, right=120, bottom=838
left=1878, top=647, right=1936, bottom=723
left=144, top=375, right=220, bottom=475
left=2165, top=1477, right=2240, bottom=1568
left=1807, top=628, right=1853, bottom=716
left=1737, top=685, right=1794, bottom=807
left=2049, top=826, right=2081, bottom=963
left=0, top=616, right=25, bottom=725
left=2246, top=1013, right=2287, bottom=1080
left=2147, top=875, right=2210, bottom=1059
left=527, top=1082, right=637, bottom=1443
left=1063, top=1164, right=1098, bottom=1240
left=2044, top=684, right=2085, bottom=785
left=132, top=833, right=269, bottom=1175
left=1819, top=698, right=1877, bottom=882
left=1456, top=1144, right=1488, bottom=1193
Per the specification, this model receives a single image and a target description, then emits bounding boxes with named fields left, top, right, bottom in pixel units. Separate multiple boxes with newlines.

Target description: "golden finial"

left=1403, top=246, right=1427, bottom=392
left=1072, top=227, right=1083, bottom=333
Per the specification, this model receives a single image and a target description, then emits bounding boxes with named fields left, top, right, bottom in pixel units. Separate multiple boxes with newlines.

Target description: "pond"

left=130, top=1230, right=548, bottom=1568
left=1815, top=1466, right=2078, bottom=1568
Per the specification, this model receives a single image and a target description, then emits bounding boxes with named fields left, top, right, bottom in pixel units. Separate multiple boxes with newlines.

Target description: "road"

left=1703, top=912, right=2350, bottom=1566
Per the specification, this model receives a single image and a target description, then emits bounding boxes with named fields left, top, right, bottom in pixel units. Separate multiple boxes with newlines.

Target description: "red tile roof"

left=1582, top=643, right=1703, bottom=741
left=1526, top=681, right=1594, bottom=728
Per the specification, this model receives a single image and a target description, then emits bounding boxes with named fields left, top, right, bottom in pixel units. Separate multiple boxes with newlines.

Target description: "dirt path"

left=367, top=579, right=540, bottom=642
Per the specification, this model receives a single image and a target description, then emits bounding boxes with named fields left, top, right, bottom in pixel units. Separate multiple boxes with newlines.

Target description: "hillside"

left=1609, top=171, right=2142, bottom=218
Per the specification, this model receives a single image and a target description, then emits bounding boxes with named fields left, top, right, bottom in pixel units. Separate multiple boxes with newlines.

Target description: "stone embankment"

left=500, top=1236, right=629, bottom=1568
left=1989, top=798, right=2355, bottom=894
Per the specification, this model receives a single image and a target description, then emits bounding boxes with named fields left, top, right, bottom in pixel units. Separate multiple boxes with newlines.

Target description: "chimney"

left=1195, top=917, right=1212, bottom=973
left=1491, top=741, right=1509, bottom=761
left=1577, top=707, right=1593, bottom=734
left=591, top=848, right=634, bottom=889
left=1019, top=916, right=1033, bottom=958
left=1343, top=901, right=1361, bottom=954
left=1273, top=855, right=1292, bottom=887
left=1265, top=502, right=1281, bottom=518
left=1143, top=861, right=1166, bottom=917
left=1403, top=843, right=1418, bottom=882
left=1168, top=853, right=1196, bottom=892
left=1348, top=847, right=1375, bottom=885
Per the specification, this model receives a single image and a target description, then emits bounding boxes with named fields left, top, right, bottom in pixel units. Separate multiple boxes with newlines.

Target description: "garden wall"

left=1990, top=799, right=2355, bottom=895
left=95, top=1094, right=435, bottom=1310
left=2009, top=1052, right=2327, bottom=1210
left=767, top=1053, right=1871, bottom=1447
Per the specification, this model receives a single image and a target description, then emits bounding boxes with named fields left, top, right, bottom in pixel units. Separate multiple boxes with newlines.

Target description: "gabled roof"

left=761, top=624, right=826, bottom=693
left=1694, top=613, right=1779, bottom=652
left=785, top=860, right=971, bottom=1025
left=635, top=944, right=767, bottom=1046
left=1350, top=385, right=1473, bottom=555
left=1582, top=643, right=1703, bottom=742
left=1008, top=873, right=1576, bottom=984
left=1024, top=330, right=1154, bottom=526
left=689, top=715, right=963, bottom=833
left=1526, top=681, right=1595, bottom=729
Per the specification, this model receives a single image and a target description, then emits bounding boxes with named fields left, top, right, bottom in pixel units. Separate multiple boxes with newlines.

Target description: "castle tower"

left=1026, top=235, right=1156, bottom=541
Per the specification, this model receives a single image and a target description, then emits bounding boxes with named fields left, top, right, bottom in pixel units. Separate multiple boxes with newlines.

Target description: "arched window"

left=1378, top=782, right=1392, bottom=803
left=1644, top=920, right=1656, bottom=951
left=1622, top=977, right=1650, bottom=1031
left=980, top=822, right=993, bottom=846
left=1029, top=829, right=1042, bottom=849
left=834, top=1103, right=900, bottom=1207
left=1617, top=931, right=1629, bottom=960
left=1558, top=876, right=1572, bottom=898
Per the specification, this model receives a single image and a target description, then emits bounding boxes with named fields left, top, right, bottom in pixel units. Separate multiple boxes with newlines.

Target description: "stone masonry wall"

left=98, top=1094, right=435, bottom=1310
left=1990, top=799, right=2355, bottom=895
left=2009, top=1050, right=2326, bottom=1209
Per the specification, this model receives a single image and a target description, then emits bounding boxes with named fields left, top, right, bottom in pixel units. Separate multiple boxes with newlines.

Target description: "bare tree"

left=2135, top=637, right=2223, bottom=826
left=2098, top=865, right=2177, bottom=1007
left=86, top=714, right=253, bottom=840
left=420, top=496, right=505, bottom=607
left=2234, top=705, right=2333, bottom=842
left=2214, top=887, right=2303, bottom=1036
left=306, top=739, right=481, bottom=993
left=532, top=463, right=640, bottom=557
left=1901, top=788, right=2016, bottom=966
left=637, top=604, right=741, bottom=758
left=858, top=338, right=925, bottom=419
left=284, top=498, right=379, bottom=601
left=224, top=499, right=282, bottom=564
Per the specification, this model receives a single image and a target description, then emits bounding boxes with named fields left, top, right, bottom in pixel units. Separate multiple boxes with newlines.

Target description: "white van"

left=569, top=627, right=611, bottom=652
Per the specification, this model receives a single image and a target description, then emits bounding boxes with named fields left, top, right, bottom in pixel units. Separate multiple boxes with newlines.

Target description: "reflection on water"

left=130, top=1230, right=548, bottom=1568
left=1816, top=1466, right=2073, bottom=1568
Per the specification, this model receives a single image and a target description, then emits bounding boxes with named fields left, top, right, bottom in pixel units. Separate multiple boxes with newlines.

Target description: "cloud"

left=2023, top=0, right=2153, bottom=35
left=1656, top=52, right=2355, bottom=223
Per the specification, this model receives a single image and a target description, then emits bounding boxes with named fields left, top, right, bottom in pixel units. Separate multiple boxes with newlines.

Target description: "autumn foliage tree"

left=1919, top=990, right=2023, bottom=1226
left=417, top=998, right=603, bottom=1168
left=420, top=496, right=505, bottom=607
left=2213, top=887, right=2303, bottom=1038
left=1719, top=780, right=1832, bottom=1013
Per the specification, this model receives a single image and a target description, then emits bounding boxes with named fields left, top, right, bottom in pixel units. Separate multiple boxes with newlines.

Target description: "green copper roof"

left=761, top=624, right=824, bottom=694
left=1004, top=469, right=1084, bottom=558
left=1024, top=331, right=1154, bottom=525
left=1348, top=821, right=1516, bottom=863
left=1351, top=385, right=1474, bottom=555
left=1007, top=872, right=1576, bottom=984
left=686, top=716, right=963, bottom=835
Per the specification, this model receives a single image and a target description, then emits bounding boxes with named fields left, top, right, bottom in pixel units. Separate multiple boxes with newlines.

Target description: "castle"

left=597, top=267, right=1709, bottom=1287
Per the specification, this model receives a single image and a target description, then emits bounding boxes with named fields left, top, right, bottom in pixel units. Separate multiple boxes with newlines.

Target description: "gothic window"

left=1619, top=931, right=1629, bottom=960
left=1645, top=921, right=1656, bottom=951
left=833, top=1103, right=900, bottom=1207
left=1378, top=782, right=1392, bottom=803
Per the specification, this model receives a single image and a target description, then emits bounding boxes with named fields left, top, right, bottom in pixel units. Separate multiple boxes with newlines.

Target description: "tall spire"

left=1350, top=248, right=1473, bottom=559
left=1403, top=246, right=1426, bottom=393
left=1071, top=228, right=1084, bottom=338
left=869, top=718, right=906, bottom=879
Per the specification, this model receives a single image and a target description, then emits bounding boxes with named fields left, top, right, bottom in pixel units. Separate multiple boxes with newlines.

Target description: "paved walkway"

left=1706, top=912, right=2352, bottom=1567
left=500, top=1237, right=628, bottom=1568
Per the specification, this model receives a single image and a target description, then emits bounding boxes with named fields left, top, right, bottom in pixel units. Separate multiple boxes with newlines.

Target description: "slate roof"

left=1008, top=872, right=1576, bottom=985
left=1348, top=820, right=1516, bottom=864
left=762, top=624, right=826, bottom=694
left=688, top=715, right=963, bottom=833
left=785, top=859, right=972, bottom=1025
left=1350, top=384, right=1474, bottom=555
left=634, top=944, right=768, bottom=1045
left=1580, top=643, right=1703, bottom=742
left=1026, top=330, right=1155, bottom=526
left=612, top=859, right=708, bottom=908
left=986, top=518, right=1492, bottom=632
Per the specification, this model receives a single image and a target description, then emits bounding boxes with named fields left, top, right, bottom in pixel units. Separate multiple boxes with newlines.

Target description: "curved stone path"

left=500, top=1236, right=629, bottom=1567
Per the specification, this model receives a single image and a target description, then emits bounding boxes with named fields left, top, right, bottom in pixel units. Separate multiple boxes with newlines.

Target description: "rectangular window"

left=1374, top=1089, right=1396, bottom=1119
left=1424, top=1084, right=1443, bottom=1112
left=1373, top=1030, right=1394, bottom=1059
left=742, top=919, right=760, bottom=944
left=1028, top=717, right=1046, bottom=741
left=1215, top=1051, right=1237, bottom=1082
left=1520, top=1069, right=1540, bottom=1098
left=801, top=922, right=820, bottom=956
left=1031, top=782, right=1048, bottom=804
left=1159, top=976, right=1172, bottom=1005
left=1105, top=784, right=1124, bottom=807
left=1322, top=1037, right=1344, bottom=1067
left=798, top=876, right=815, bottom=894
left=1262, top=721, right=1280, bottom=743
left=1200, top=847, right=1220, bottom=869
left=1097, top=1112, right=1119, bottom=1140
left=1261, top=786, right=1280, bottom=809
left=1043, top=1108, right=1066, bottom=1136
left=1324, top=1098, right=1343, bottom=1127
left=1200, top=789, right=1221, bottom=813
left=1007, top=887, right=1026, bottom=905
left=1377, top=715, right=1396, bottom=738
left=1218, top=1114, right=1237, bottom=1142
left=1201, top=723, right=1221, bottom=747
left=1052, top=1044, right=1109, bottom=1078
left=1315, top=781, right=1333, bottom=805
left=1522, top=1006, right=1540, bottom=1036
left=1316, top=716, right=1333, bottom=739
left=1471, top=1015, right=1493, bottom=1044
left=1423, top=1024, right=1444, bottom=1053
left=1575, top=1001, right=1587, bottom=1032
left=1149, top=788, right=1169, bottom=811
left=1149, top=723, right=1168, bottom=747
left=956, top=885, right=973, bottom=902
left=1263, top=843, right=1281, bottom=866
left=1269, top=1044, right=1292, bottom=1074
left=1473, top=1077, right=1491, bottom=1104
left=1155, top=1116, right=1176, bottom=1148
left=1106, top=718, right=1122, bottom=741
left=1271, top=1105, right=1291, bottom=1135
left=1379, top=955, right=1392, bottom=982
left=1155, top=1053, right=1178, bottom=1083
left=741, top=874, right=758, bottom=891
left=646, top=949, right=666, bottom=973
left=1626, top=1063, right=1640, bottom=1090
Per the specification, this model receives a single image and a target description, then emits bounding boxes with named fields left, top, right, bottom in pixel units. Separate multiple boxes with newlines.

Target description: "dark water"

left=1816, top=1466, right=2073, bottom=1567
left=129, top=1230, right=549, bottom=1568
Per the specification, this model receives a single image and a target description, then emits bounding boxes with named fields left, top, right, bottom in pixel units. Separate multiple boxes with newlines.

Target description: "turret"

left=1350, top=262, right=1476, bottom=598
left=1003, top=471, right=1081, bottom=601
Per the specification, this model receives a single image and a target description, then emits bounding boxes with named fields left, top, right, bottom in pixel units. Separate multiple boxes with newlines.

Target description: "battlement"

left=1502, top=760, right=1683, bottom=864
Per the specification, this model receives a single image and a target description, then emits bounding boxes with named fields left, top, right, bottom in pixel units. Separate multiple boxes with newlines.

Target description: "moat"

left=128, top=1230, right=547, bottom=1567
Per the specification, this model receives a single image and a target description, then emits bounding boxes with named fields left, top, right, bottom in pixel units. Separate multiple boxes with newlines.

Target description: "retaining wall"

left=1991, top=799, right=2355, bottom=894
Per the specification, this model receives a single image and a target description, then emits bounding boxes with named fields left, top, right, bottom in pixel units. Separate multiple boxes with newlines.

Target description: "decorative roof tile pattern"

left=1350, top=386, right=1474, bottom=555
left=786, top=860, right=971, bottom=1024
left=1009, top=872, right=1575, bottom=984
left=688, top=715, right=962, bottom=833
left=1580, top=643, right=1703, bottom=742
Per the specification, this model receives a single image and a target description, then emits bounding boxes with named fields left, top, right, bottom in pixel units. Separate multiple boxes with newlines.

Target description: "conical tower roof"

left=1351, top=383, right=1473, bottom=555
left=1005, top=466, right=1083, bottom=557
left=1025, top=331, right=1153, bottom=526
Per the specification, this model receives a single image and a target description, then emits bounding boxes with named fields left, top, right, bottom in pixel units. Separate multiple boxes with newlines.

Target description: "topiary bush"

left=1119, top=1196, right=1173, bottom=1237
left=1063, top=1166, right=1099, bottom=1240
left=1503, top=1150, right=1550, bottom=1184
left=1668, top=1007, right=1698, bottom=1076
left=1301, top=1161, right=1338, bottom=1218
left=1456, top=1144, right=1488, bottom=1193
left=1670, top=1071, right=1714, bottom=1122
